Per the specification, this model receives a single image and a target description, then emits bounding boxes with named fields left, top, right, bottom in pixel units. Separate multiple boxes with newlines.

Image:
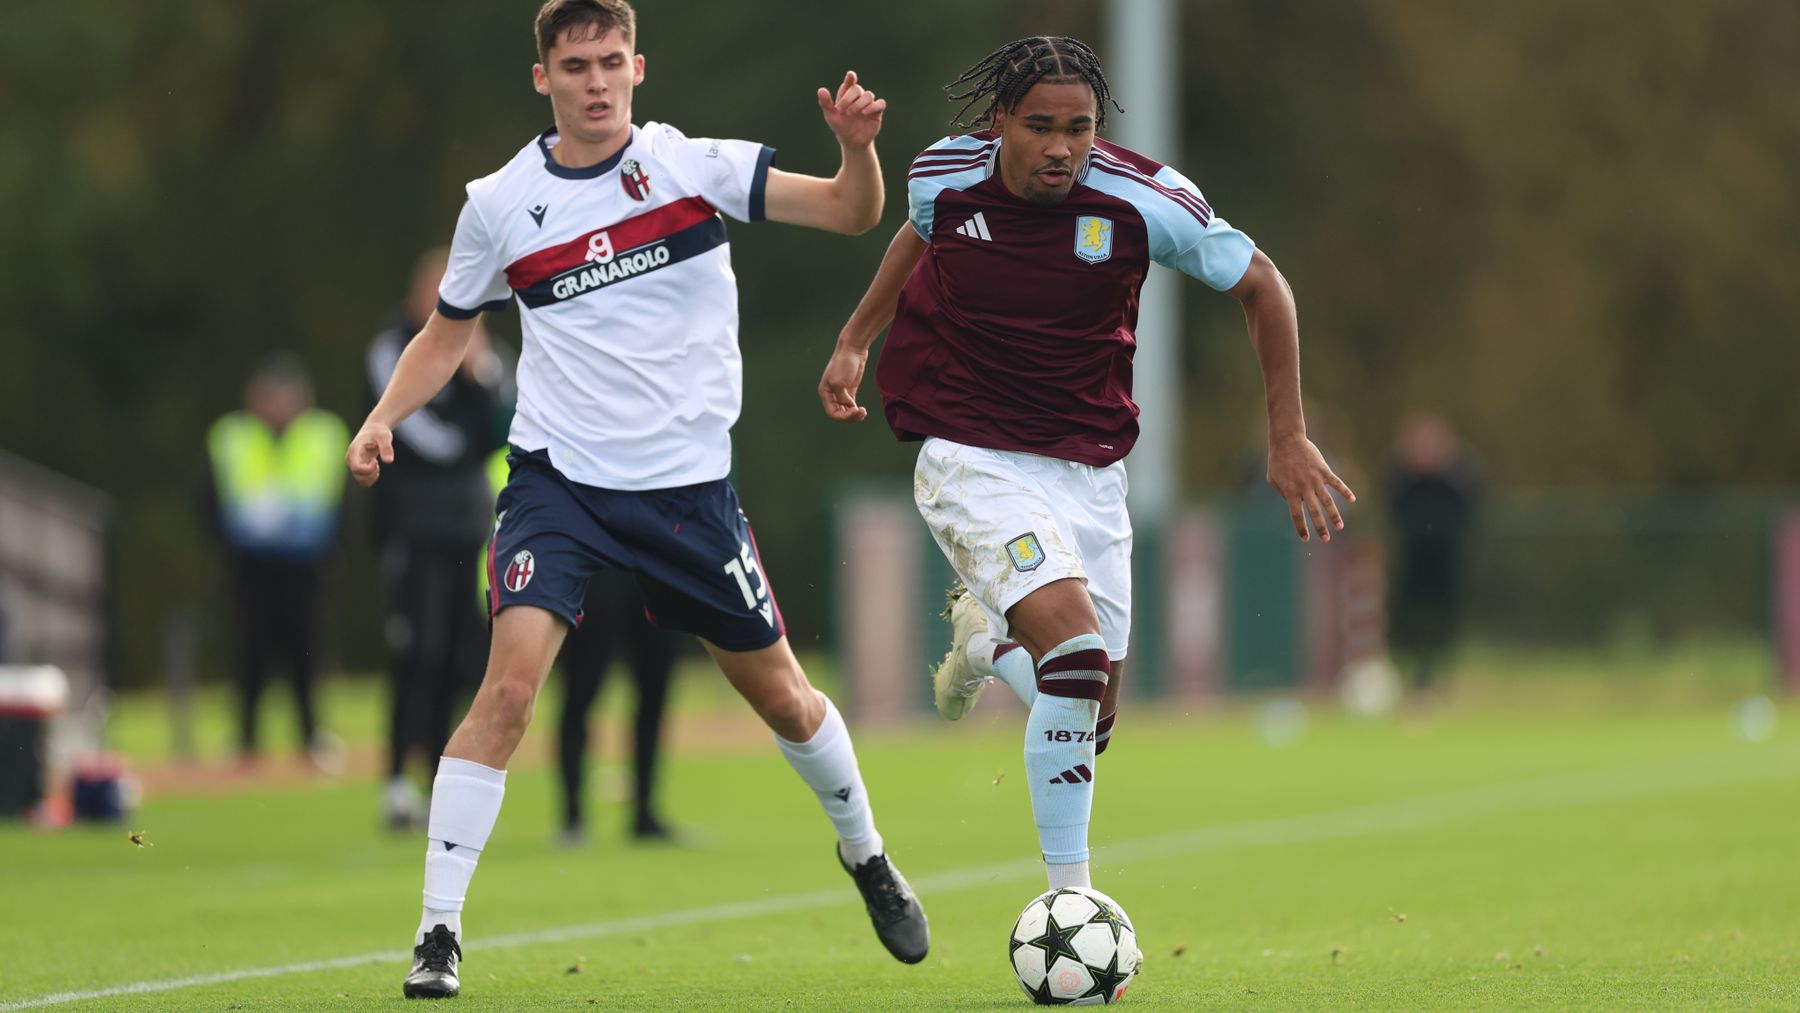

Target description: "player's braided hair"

left=944, top=36, right=1123, bottom=131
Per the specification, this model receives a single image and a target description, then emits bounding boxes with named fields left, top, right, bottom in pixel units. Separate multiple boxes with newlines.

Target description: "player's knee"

left=483, top=675, right=539, bottom=729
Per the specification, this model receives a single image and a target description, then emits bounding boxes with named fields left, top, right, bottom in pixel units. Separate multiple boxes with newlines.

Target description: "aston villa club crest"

left=1005, top=532, right=1046, bottom=572
left=620, top=158, right=651, bottom=201
left=503, top=550, right=535, bottom=592
left=1074, top=215, right=1113, bottom=263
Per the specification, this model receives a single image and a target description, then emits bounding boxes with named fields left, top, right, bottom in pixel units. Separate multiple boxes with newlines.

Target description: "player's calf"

left=1022, top=634, right=1110, bottom=891
left=711, top=638, right=827, bottom=741
left=747, top=680, right=825, bottom=742
left=770, top=692, right=930, bottom=961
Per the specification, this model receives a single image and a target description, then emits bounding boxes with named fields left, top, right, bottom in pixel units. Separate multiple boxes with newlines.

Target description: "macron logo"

left=953, top=211, right=993, bottom=241
left=528, top=203, right=548, bottom=228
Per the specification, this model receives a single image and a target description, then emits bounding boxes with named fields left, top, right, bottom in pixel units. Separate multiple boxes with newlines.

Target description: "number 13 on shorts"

left=723, top=541, right=775, bottom=627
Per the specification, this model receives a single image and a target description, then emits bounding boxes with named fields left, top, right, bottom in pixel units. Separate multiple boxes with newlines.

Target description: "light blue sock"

left=1022, top=634, right=1110, bottom=868
left=986, top=639, right=1038, bottom=707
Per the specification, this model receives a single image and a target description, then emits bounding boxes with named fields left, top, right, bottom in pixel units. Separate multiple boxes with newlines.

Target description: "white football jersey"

left=439, top=121, right=776, bottom=490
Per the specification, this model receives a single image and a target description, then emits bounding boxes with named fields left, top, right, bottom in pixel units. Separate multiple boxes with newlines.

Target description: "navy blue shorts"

left=485, top=447, right=786, bottom=652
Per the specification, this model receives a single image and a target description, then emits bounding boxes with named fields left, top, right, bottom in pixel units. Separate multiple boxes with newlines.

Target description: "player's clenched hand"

left=1266, top=434, right=1355, bottom=542
left=819, top=344, right=870, bottom=423
left=346, top=420, right=395, bottom=487
left=816, top=71, right=886, bottom=149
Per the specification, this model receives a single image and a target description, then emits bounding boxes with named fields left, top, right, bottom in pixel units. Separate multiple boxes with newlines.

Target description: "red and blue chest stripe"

left=504, top=195, right=727, bottom=309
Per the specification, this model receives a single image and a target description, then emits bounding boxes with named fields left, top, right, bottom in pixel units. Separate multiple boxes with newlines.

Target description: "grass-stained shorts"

left=912, top=437, right=1131, bottom=661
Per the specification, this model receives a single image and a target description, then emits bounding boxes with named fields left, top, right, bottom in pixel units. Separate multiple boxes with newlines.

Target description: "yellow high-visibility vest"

left=207, top=409, right=348, bottom=556
left=478, top=449, right=511, bottom=599
left=485, top=448, right=511, bottom=501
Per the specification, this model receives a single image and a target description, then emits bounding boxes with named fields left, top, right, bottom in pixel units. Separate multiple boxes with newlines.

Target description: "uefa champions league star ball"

left=1008, top=887, right=1143, bottom=1005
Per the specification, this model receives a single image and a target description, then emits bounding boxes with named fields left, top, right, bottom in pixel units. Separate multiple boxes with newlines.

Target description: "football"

left=1008, top=887, right=1143, bottom=1005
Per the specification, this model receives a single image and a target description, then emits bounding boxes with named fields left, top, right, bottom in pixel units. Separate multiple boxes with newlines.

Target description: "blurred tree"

left=1, top=0, right=1795, bottom=684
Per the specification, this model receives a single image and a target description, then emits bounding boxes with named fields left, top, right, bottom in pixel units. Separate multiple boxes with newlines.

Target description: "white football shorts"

left=912, top=437, right=1132, bottom=660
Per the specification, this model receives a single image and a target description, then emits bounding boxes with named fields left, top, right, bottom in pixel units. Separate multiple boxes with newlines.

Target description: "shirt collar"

left=538, top=125, right=635, bottom=180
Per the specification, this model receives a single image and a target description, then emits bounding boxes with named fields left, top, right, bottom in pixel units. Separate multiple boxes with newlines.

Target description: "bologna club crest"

left=620, top=159, right=651, bottom=201
left=504, top=550, right=536, bottom=592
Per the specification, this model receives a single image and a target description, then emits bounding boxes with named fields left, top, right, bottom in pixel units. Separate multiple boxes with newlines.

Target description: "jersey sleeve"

left=905, top=171, right=939, bottom=241
left=656, top=124, right=777, bottom=223
left=1142, top=166, right=1257, bottom=291
left=438, top=199, right=512, bottom=319
left=905, top=134, right=994, bottom=241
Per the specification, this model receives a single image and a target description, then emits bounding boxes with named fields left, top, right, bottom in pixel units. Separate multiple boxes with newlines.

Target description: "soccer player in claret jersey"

left=348, top=0, right=927, bottom=999
left=818, top=37, right=1355, bottom=895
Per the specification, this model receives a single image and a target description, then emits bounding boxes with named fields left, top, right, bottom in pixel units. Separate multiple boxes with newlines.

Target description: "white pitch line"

left=3, top=744, right=1794, bottom=1010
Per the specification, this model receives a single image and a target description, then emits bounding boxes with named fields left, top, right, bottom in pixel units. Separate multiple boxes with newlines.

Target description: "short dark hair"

left=534, top=0, right=636, bottom=64
left=251, top=351, right=311, bottom=391
left=944, top=37, right=1123, bottom=131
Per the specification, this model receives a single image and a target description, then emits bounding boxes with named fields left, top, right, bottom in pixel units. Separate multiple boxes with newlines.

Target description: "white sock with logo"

left=774, top=695, right=884, bottom=866
left=418, top=757, right=506, bottom=944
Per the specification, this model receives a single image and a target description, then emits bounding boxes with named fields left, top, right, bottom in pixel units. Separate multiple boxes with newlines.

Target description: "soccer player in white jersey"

left=347, top=0, right=927, bottom=998
left=817, top=37, right=1355, bottom=900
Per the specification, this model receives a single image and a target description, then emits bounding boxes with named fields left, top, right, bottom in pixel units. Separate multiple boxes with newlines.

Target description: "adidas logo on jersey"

left=1047, top=764, right=1093, bottom=785
left=954, top=212, right=993, bottom=241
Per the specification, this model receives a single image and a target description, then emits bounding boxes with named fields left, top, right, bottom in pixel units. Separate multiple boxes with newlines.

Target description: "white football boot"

left=931, top=582, right=993, bottom=720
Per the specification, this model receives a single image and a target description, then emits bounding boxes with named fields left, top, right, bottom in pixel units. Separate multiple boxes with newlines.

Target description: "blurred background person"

left=202, top=354, right=347, bottom=768
left=366, top=249, right=506, bottom=828
left=1386, top=412, right=1480, bottom=699
left=555, top=569, right=683, bottom=846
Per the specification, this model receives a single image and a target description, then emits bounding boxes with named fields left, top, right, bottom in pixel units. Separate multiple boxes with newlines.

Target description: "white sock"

left=774, top=695, right=884, bottom=865
left=974, top=632, right=1038, bottom=707
left=1047, top=860, right=1091, bottom=890
left=419, top=756, right=506, bottom=942
left=417, top=908, right=462, bottom=944
left=1023, top=635, right=1109, bottom=868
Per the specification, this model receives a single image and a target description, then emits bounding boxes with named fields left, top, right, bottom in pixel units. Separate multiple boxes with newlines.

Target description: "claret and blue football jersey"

left=877, top=130, right=1256, bottom=468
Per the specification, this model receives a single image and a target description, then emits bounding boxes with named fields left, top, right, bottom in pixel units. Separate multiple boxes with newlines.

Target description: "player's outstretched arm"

left=1227, top=249, right=1356, bottom=541
left=819, top=223, right=928, bottom=422
left=765, top=71, right=886, bottom=235
left=347, top=311, right=479, bottom=487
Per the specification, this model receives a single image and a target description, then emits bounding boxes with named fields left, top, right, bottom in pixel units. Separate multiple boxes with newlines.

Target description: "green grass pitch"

left=2, top=693, right=1797, bottom=1009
